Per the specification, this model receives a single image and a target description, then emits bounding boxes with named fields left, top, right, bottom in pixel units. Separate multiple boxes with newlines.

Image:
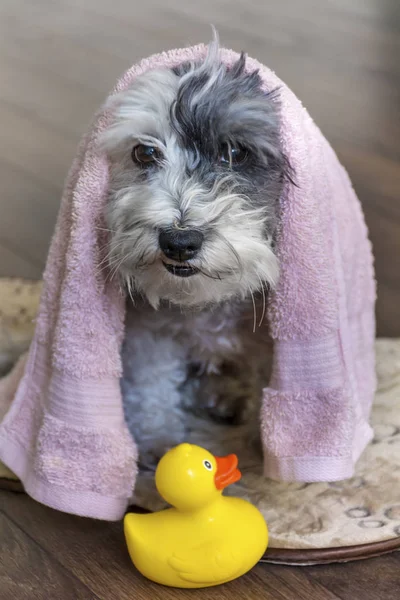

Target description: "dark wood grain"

left=0, top=510, right=99, bottom=600
left=2, top=490, right=399, bottom=599
left=0, top=491, right=345, bottom=600
left=252, top=564, right=341, bottom=600
left=305, top=553, right=400, bottom=600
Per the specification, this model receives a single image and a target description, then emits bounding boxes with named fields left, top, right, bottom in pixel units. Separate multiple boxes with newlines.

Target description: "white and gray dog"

left=101, top=39, right=293, bottom=465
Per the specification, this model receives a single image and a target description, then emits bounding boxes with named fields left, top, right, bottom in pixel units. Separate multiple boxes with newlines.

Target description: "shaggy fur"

left=101, top=38, right=290, bottom=464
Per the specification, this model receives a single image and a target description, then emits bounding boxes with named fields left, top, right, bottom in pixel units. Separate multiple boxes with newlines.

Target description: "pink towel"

left=0, top=45, right=376, bottom=520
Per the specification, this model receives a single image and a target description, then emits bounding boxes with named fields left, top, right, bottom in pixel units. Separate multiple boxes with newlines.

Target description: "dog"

left=101, top=37, right=293, bottom=465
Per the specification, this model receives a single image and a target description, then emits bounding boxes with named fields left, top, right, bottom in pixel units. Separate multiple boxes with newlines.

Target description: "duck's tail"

left=124, top=513, right=144, bottom=558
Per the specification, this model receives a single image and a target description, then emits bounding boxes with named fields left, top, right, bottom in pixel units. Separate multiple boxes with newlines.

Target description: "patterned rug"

left=0, top=278, right=399, bottom=564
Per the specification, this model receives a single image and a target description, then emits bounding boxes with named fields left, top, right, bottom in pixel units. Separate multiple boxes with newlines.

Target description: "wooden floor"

left=1, top=491, right=399, bottom=600
left=1, top=0, right=400, bottom=598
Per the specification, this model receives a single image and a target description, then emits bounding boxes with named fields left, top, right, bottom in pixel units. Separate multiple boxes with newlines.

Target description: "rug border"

left=262, top=537, right=400, bottom=565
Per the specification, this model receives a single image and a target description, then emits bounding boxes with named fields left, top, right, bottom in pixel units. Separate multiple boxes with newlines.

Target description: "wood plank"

left=0, top=492, right=342, bottom=600
left=0, top=101, right=77, bottom=189
left=0, top=53, right=99, bottom=139
left=305, top=552, right=400, bottom=600
left=0, top=161, right=59, bottom=269
left=252, top=563, right=340, bottom=600
left=0, top=510, right=100, bottom=600
left=0, top=244, right=42, bottom=279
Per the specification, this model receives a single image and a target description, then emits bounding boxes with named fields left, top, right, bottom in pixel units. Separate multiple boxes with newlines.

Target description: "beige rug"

left=0, top=278, right=399, bottom=560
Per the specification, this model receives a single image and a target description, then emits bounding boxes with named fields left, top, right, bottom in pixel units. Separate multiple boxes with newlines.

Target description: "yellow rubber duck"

left=124, top=443, right=268, bottom=588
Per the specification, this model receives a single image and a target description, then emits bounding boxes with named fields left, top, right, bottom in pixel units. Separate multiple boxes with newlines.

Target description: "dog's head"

left=101, top=41, right=291, bottom=308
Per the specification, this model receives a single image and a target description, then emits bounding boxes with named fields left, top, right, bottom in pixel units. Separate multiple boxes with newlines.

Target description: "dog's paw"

left=196, top=391, right=249, bottom=424
left=182, top=363, right=258, bottom=425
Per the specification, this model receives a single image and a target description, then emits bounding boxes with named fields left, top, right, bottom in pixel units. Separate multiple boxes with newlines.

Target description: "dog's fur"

left=101, top=39, right=292, bottom=464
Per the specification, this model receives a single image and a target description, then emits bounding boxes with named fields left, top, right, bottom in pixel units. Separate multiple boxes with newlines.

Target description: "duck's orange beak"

left=214, top=454, right=241, bottom=490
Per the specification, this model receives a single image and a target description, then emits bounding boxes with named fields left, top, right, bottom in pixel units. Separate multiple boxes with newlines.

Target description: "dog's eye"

left=132, top=144, right=161, bottom=166
left=219, top=144, right=247, bottom=166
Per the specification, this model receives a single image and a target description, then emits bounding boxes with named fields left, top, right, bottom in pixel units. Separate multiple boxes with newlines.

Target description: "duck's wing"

left=168, top=540, right=241, bottom=584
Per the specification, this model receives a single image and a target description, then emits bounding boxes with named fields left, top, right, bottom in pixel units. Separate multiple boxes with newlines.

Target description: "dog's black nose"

left=159, top=229, right=204, bottom=262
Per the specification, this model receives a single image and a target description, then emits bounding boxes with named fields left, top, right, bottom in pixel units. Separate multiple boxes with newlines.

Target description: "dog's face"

left=102, top=47, right=290, bottom=309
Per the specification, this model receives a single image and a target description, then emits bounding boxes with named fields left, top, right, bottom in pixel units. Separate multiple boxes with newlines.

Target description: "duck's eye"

left=132, top=144, right=161, bottom=166
left=203, top=460, right=213, bottom=471
left=219, top=143, right=247, bottom=166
